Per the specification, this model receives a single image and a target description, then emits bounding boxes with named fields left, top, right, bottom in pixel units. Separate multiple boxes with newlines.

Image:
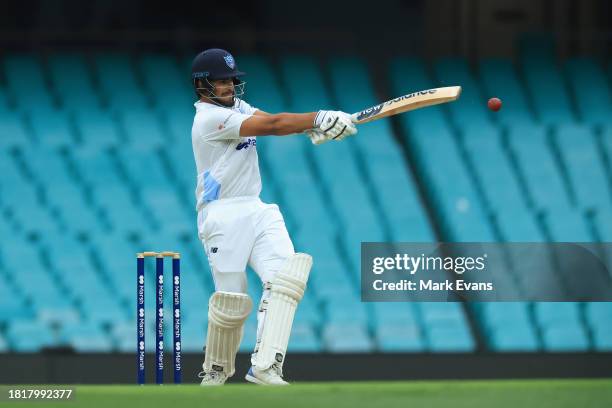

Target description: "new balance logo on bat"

left=355, top=103, right=384, bottom=121
left=355, top=89, right=438, bottom=121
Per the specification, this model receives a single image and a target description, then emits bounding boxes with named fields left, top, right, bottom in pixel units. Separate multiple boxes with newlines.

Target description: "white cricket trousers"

left=198, top=196, right=295, bottom=289
left=197, top=196, right=295, bottom=360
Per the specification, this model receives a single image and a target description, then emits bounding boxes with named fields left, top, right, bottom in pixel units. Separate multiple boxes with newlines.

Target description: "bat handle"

left=350, top=113, right=359, bottom=124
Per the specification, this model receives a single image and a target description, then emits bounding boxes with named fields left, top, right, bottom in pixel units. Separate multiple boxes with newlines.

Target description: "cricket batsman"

left=191, top=48, right=357, bottom=385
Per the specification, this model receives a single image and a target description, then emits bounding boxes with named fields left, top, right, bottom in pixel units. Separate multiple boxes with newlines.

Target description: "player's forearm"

left=240, top=112, right=317, bottom=137
left=266, top=112, right=317, bottom=135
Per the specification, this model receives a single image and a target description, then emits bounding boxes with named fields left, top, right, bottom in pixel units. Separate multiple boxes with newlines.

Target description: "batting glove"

left=313, top=110, right=358, bottom=141
left=306, top=129, right=329, bottom=145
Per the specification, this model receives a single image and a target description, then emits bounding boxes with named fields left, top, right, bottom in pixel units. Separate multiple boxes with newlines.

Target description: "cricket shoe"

left=245, top=364, right=288, bottom=386
left=198, top=369, right=228, bottom=386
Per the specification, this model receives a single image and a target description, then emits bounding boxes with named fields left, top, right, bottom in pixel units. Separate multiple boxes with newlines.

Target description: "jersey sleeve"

left=195, top=106, right=253, bottom=141
left=237, top=99, right=258, bottom=115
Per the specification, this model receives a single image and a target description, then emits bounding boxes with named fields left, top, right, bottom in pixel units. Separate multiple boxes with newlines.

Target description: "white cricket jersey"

left=192, top=98, right=261, bottom=211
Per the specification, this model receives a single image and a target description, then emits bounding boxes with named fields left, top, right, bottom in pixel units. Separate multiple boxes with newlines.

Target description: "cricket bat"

left=350, top=86, right=462, bottom=124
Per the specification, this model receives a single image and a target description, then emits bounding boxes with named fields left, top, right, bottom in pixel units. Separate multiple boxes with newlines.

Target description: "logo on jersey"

left=236, top=138, right=256, bottom=150
left=224, top=55, right=235, bottom=69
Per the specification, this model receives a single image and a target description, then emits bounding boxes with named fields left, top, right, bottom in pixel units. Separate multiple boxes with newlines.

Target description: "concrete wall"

left=1, top=352, right=611, bottom=384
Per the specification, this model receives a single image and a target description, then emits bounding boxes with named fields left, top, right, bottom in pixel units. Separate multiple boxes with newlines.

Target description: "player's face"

left=212, top=79, right=235, bottom=106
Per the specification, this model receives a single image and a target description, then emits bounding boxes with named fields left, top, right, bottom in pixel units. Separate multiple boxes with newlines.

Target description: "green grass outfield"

left=1, top=379, right=611, bottom=408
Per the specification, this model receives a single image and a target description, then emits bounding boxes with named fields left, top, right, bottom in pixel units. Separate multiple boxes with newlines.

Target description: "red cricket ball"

left=488, top=97, right=502, bottom=112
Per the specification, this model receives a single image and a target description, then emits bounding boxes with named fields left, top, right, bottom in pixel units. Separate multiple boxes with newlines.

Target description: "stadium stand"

left=0, top=36, right=610, bottom=353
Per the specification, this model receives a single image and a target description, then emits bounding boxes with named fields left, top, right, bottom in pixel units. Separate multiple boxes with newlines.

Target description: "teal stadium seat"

left=0, top=114, right=30, bottom=147
left=591, top=212, right=612, bottom=271
left=59, top=321, right=106, bottom=343
left=271, top=152, right=337, bottom=237
left=8, top=199, right=59, bottom=235
left=0, top=286, right=32, bottom=323
left=418, top=302, right=464, bottom=325
left=47, top=54, right=102, bottom=112
left=541, top=325, right=589, bottom=352
left=6, top=320, right=56, bottom=352
left=312, top=279, right=356, bottom=305
left=554, top=125, right=611, bottom=211
left=81, top=296, right=126, bottom=326
left=591, top=325, right=612, bottom=352
left=29, top=296, right=76, bottom=322
left=287, top=322, right=322, bottom=352
left=0, top=149, right=27, bottom=188
left=487, top=323, right=539, bottom=352
left=584, top=303, right=612, bottom=351
left=519, top=35, right=576, bottom=125
left=239, top=320, right=258, bottom=352
left=564, top=58, right=612, bottom=125
left=2, top=239, right=64, bottom=301
left=37, top=306, right=80, bottom=327
left=495, top=206, right=544, bottom=242
left=119, top=109, right=167, bottom=147
left=309, top=259, right=357, bottom=301
left=323, top=323, right=373, bottom=352
left=602, top=127, right=612, bottom=174
left=73, top=110, right=121, bottom=151
left=3, top=55, right=55, bottom=111
left=506, top=124, right=572, bottom=211
left=472, top=303, right=539, bottom=351
left=94, top=54, right=150, bottom=111
left=460, top=123, right=526, bottom=212
left=179, top=322, right=206, bottom=353
left=325, top=298, right=368, bottom=324
left=42, top=233, right=109, bottom=297
left=141, top=188, right=192, bottom=234
left=294, top=297, right=323, bottom=329
left=138, top=54, right=193, bottom=111
left=111, top=322, right=137, bottom=352
left=0, top=85, right=12, bottom=112
left=371, top=302, right=419, bottom=326
left=70, top=336, right=114, bottom=352
left=428, top=325, right=475, bottom=352
left=534, top=303, right=590, bottom=351
left=94, top=186, right=145, bottom=234
left=533, top=302, right=581, bottom=327
left=238, top=55, right=286, bottom=113
left=117, top=146, right=172, bottom=188
left=544, top=207, right=593, bottom=241
left=376, top=323, right=425, bottom=352
left=417, top=303, right=475, bottom=351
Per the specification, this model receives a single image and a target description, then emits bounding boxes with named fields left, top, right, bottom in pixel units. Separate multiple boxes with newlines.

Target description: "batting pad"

left=253, top=253, right=312, bottom=370
left=203, top=291, right=252, bottom=377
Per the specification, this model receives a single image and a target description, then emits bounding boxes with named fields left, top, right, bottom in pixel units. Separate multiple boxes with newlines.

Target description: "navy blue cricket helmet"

left=191, top=48, right=245, bottom=81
